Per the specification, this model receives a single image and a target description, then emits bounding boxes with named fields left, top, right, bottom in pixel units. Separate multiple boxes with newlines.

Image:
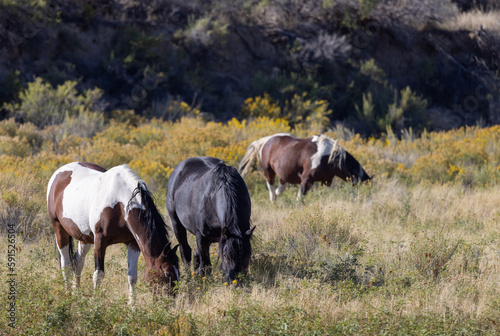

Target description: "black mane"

left=130, top=181, right=170, bottom=253
left=212, top=163, right=251, bottom=238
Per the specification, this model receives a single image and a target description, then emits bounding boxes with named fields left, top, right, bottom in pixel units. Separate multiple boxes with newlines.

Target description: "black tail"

left=68, top=236, right=75, bottom=271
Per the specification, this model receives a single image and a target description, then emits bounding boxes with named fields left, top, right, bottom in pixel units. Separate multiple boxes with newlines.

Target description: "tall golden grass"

left=440, top=10, right=500, bottom=35
left=0, top=116, right=499, bottom=334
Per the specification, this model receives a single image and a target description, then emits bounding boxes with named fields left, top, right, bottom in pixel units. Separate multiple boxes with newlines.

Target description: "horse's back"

left=261, top=135, right=317, bottom=181
left=47, top=162, right=106, bottom=235
left=167, top=156, right=245, bottom=234
left=169, top=156, right=222, bottom=185
left=167, top=156, right=222, bottom=206
left=262, top=134, right=307, bottom=163
left=48, top=162, right=140, bottom=236
left=47, top=162, right=105, bottom=204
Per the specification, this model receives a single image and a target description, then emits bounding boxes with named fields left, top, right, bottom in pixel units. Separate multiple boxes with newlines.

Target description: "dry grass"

left=440, top=9, right=500, bottom=34
left=2, top=176, right=498, bottom=334
left=0, top=118, right=498, bottom=334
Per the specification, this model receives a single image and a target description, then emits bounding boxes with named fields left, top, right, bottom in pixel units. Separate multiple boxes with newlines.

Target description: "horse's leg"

left=93, top=233, right=106, bottom=289
left=52, top=221, right=72, bottom=289
left=265, top=171, right=277, bottom=203
left=171, top=213, right=192, bottom=271
left=73, top=242, right=91, bottom=288
left=126, top=245, right=141, bottom=306
left=275, top=179, right=289, bottom=196
left=298, top=174, right=313, bottom=201
left=193, top=247, right=201, bottom=274
left=195, top=234, right=211, bottom=276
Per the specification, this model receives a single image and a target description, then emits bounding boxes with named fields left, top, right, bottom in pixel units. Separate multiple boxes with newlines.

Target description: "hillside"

left=1, top=0, right=500, bottom=135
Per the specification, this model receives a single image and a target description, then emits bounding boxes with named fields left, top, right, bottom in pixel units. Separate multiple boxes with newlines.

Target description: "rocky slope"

left=1, top=0, right=499, bottom=134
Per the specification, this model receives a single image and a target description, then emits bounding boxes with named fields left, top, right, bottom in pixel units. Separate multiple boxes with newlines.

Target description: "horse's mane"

left=212, top=163, right=250, bottom=238
left=324, top=136, right=347, bottom=171
left=129, top=180, right=170, bottom=252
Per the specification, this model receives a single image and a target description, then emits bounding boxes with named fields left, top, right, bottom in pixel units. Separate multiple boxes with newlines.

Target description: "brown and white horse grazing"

left=239, top=133, right=371, bottom=202
left=47, top=162, right=179, bottom=305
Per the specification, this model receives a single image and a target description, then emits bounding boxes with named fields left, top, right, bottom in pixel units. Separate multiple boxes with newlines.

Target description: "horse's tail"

left=238, top=135, right=273, bottom=177
left=54, top=235, right=59, bottom=265
left=68, top=236, right=75, bottom=270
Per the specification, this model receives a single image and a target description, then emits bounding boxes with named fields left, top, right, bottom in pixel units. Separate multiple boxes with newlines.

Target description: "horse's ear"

left=245, top=226, right=256, bottom=238
left=222, top=227, right=229, bottom=240
left=170, top=244, right=179, bottom=256
left=162, top=242, right=172, bottom=257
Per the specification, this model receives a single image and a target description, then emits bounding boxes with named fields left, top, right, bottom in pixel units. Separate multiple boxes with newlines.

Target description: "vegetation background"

left=0, top=0, right=499, bottom=335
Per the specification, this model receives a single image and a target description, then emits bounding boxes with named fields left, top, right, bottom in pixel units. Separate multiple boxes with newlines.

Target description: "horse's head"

left=145, top=243, right=180, bottom=294
left=349, top=161, right=371, bottom=186
left=347, top=157, right=371, bottom=186
left=332, top=148, right=371, bottom=186
left=219, top=226, right=255, bottom=282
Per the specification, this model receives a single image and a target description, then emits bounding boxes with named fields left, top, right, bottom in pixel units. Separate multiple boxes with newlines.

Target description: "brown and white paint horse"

left=47, top=162, right=179, bottom=305
left=239, top=133, right=371, bottom=202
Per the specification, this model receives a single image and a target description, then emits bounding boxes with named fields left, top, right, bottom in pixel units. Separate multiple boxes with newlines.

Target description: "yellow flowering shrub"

left=410, top=132, right=489, bottom=184
left=80, top=138, right=140, bottom=169
left=95, top=122, right=133, bottom=144
left=0, top=99, right=499, bottom=242
left=241, top=94, right=281, bottom=119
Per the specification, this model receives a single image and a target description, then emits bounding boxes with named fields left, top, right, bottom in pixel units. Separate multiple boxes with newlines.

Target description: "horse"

left=47, top=162, right=180, bottom=305
left=238, top=133, right=371, bottom=202
left=166, top=156, right=255, bottom=282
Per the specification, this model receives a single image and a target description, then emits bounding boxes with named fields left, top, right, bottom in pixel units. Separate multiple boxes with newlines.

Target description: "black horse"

left=166, top=156, right=255, bottom=282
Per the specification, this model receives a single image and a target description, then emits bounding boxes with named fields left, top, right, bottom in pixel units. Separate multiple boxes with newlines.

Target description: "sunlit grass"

left=440, top=10, right=500, bottom=35
left=1, top=175, right=499, bottom=334
left=0, top=116, right=499, bottom=334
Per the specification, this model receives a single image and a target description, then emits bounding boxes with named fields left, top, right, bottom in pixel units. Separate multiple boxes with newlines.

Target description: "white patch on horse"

left=127, top=246, right=140, bottom=291
left=134, top=233, right=145, bottom=252
left=54, top=242, right=72, bottom=286
left=266, top=181, right=276, bottom=203
left=310, top=135, right=335, bottom=170
left=275, top=181, right=288, bottom=196
left=50, top=163, right=142, bottom=236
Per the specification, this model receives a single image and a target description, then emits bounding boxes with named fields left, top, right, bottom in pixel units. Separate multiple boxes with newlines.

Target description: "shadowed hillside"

left=1, top=0, right=500, bottom=135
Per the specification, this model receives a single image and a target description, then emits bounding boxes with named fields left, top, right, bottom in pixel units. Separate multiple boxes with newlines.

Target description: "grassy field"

left=0, top=117, right=499, bottom=335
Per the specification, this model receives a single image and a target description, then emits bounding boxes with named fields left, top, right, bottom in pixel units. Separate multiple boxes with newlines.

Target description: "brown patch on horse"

left=261, top=134, right=315, bottom=184
left=79, top=162, right=107, bottom=172
left=98, top=204, right=139, bottom=249
left=48, top=170, right=95, bottom=246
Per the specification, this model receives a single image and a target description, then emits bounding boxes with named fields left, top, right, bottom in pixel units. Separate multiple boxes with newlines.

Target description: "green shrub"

left=284, top=92, right=333, bottom=133
left=383, top=86, right=428, bottom=133
left=3, top=77, right=103, bottom=129
left=0, top=118, right=19, bottom=137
